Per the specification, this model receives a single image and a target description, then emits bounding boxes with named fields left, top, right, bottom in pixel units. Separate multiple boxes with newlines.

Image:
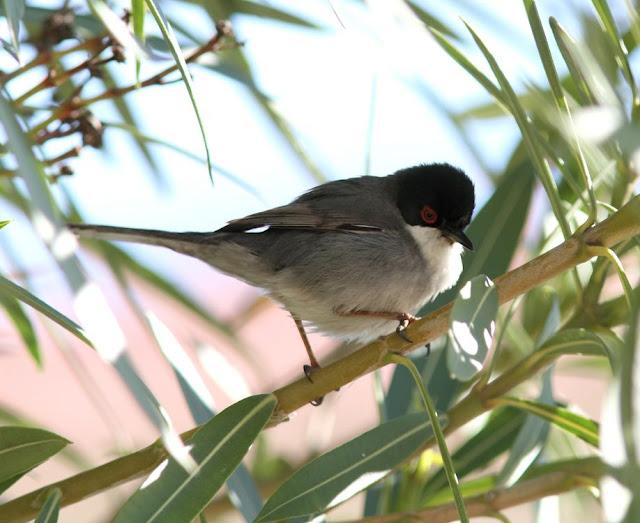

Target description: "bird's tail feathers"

left=68, top=223, right=218, bottom=257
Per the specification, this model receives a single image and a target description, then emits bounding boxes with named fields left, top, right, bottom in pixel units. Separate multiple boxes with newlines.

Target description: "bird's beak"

left=442, top=226, right=474, bottom=251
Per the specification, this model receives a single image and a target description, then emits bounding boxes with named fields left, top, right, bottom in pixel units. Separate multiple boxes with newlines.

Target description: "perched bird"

left=69, top=163, right=475, bottom=393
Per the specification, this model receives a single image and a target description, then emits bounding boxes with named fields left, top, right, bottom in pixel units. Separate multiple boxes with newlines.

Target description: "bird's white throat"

left=406, top=225, right=464, bottom=296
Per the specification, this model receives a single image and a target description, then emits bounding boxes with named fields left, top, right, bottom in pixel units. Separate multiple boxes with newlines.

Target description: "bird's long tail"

left=68, top=223, right=219, bottom=258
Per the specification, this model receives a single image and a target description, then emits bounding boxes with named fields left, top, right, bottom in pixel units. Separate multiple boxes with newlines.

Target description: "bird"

left=69, top=163, right=475, bottom=399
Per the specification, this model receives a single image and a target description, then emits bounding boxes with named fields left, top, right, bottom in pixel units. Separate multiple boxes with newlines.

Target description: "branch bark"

left=339, top=457, right=604, bottom=523
left=0, top=196, right=637, bottom=522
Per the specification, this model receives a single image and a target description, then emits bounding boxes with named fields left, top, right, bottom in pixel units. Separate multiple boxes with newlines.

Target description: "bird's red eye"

left=420, top=205, right=438, bottom=225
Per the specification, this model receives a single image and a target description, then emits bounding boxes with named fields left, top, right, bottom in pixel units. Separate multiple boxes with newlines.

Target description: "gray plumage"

left=69, top=164, right=475, bottom=343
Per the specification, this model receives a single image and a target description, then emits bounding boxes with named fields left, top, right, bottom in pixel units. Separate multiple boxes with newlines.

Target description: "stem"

left=0, top=37, right=107, bottom=86
left=28, top=30, right=233, bottom=137
left=339, top=457, right=603, bottom=523
left=386, top=353, right=469, bottom=523
left=0, top=195, right=638, bottom=520
left=587, top=246, right=634, bottom=310
left=13, top=41, right=111, bottom=105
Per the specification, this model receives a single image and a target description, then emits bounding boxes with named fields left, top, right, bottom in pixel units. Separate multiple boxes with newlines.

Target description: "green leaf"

left=34, top=488, right=61, bottom=523
left=549, top=17, right=618, bottom=107
left=387, top=354, right=468, bottom=522
left=383, top=346, right=431, bottom=419
left=423, top=147, right=534, bottom=315
left=495, top=397, right=599, bottom=447
left=87, top=0, right=147, bottom=59
left=0, top=92, right=58, bottom=224
left=590, top=0, right=638, bottom=105
left=145, top=0, right=213, bottom=182
left=255, top=413, right=439, bottom=522
left=406, top=1, right=459, bottom=40
left=537, top=328, right=609, bottom=361
left=448, top=275, right=498, bottom=381
left=428, top=28, right=504, bottom=104
left=425, top=475, right=498, bottom=507
left=465, top=21, right=571, bottom=240
left=0, top=294, right=41, bottom=367
left=0, top=274, right=91, bottom=348
left=523, top=287, right=560, bottom=346
left=114, top=394, right=276, bottom=523
left=498, top=369, right=553, bottom=486
left=0, top=220, right=9, bottom=229
left=523, top=0, right=564, bottom=107
left=95, top=241, right=238, bottom=339
left=102, top=121, right=257, bottom=196
left=229, top=0, right=319, bottom=29
left=2, top=0, right=24, bottom=55
left=100, top=68, right=165, bottom=185
left=422, top=407, right=526, bottom=500
left=131, top=0, right=145, bottom=82
left=0, top=426, right=70, bottom=484
left=145, top=313, right=263, bottom=522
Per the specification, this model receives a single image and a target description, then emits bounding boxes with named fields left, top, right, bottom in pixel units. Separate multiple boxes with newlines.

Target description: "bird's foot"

left=302, top=364, right=324, bottom=406
left=395, top=313, right=419, bottom=343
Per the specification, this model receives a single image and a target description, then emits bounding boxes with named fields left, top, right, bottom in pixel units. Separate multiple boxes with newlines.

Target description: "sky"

left=0, top=0, right=620, bottom=298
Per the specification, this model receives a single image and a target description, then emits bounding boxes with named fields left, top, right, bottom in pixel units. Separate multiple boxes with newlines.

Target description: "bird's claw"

left=303, top=364, right=316, bottom=383
left=395, top=313, right=418, bottom=343
left=303, top=364, right=324, bottom=406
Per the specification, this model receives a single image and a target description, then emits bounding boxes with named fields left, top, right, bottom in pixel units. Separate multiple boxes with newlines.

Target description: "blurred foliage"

left=0, top=1, right=638, bottom=522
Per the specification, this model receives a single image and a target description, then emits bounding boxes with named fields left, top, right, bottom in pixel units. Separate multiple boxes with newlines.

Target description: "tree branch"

left=0, top=196, right=637, bottom=521
left=339, top=457, right=604, bottom=523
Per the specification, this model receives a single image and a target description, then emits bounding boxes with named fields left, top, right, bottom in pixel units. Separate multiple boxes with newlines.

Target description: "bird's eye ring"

left=420, top=205, right=438, bottom=225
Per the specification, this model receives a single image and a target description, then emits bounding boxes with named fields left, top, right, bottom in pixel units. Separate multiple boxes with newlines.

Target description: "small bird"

left=69, top=163, right=474, bottom=393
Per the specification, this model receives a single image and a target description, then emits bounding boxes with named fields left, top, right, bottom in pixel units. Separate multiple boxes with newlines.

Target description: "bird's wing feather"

left=218, top=202, right=382, bottom=233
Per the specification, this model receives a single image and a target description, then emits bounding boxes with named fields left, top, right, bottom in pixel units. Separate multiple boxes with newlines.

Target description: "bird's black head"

left=393, top=163, right=475, bottom=250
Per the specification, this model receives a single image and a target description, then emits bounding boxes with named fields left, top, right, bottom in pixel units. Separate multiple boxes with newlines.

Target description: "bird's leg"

left=292, top=315, right=324, bottom=406
left=335, top=308, right=419, bottom=343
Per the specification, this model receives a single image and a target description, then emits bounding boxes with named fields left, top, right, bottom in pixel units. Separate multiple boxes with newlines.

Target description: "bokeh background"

left=0, top=0, right=634, bottom=521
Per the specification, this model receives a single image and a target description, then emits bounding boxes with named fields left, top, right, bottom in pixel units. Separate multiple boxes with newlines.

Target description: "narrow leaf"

left=114, top=394, right=276, bottom=523
left=537, top=328, right=609, bottom=361
left=422, top=407, right=526, bottom=500
left=145, top=0, right=213, bottom=182
left=428, top=28, right=504, bottom=104
left=0, top=274, right=91, bottom=348
left=448, top=275, right=498, bottom=381
left=255, top=413, right=439, bottom=522
left=495, top=397, right=599, bottom=447
left=465, top=21, right=571, bottom=239
left=87, top=0, right=147, bottom=59
left=523, top=0, right=564, bottom=105
left=132, top=0, right=145, bottom=82
left=383, top=346, right=431, bottom=419
left=2, top=0, right=24, bottom=55
left=498, top=369, right=553, bottom=486
left=0, top=294, right=41, bottom=366
left=96, top=241, right=238, bottom=338
left=407, top=1, right=459, bottom=40
left=230, top=0, right=319, bottom=29
left=146, top=313, right=263, bottom=522
left=34, top=488, right=61, bottom=523
left=0, top=427, right=70, bottom=484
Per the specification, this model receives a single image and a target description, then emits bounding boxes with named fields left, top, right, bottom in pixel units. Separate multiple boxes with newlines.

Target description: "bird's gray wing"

left=218, top=202, right=382, bottom=233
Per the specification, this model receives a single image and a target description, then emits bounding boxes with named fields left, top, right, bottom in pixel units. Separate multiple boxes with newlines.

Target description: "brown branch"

left=0, top=36, right=107, bottom=86
left=28, top=21, right=235, bottom=138
left=340, top=458, right=604, bottom=523
left=0, top=196, right=637, bottom=522
left=13, top=40, right=111, bottom=105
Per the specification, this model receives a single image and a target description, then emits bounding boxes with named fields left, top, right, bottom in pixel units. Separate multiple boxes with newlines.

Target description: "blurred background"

left=0, top=0, right=636, bottom=521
